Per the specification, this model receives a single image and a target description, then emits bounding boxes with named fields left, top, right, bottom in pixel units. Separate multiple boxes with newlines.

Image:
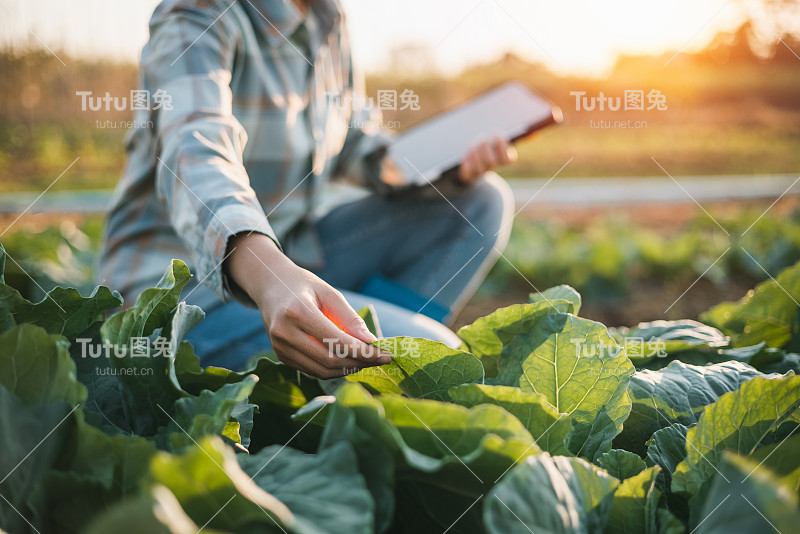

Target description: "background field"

left=1, top=20, right=799, bottom=329
left=1, top=23, right=799, bottom=190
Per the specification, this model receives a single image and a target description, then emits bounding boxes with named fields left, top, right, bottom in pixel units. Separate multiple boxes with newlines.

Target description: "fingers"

left=477, top=139, right=499, bottom=170
left=274, top=342, right=365, bottom=380
left=495, top=134, right=517, bottom=164
left=459, top=136, right=516, bottom=183
left=301, top=307, right=390, bottom=364
left=270, top=318, right=386, bottom=378
left=289, top=287, right=392, bottom=366
left=318, top=288, right=377, bottom=343
left=459, top=145, right=477, bottom=182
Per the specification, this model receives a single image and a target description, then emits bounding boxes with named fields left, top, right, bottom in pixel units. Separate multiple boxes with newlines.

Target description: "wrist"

left=225, top=232, right=289, bottom=307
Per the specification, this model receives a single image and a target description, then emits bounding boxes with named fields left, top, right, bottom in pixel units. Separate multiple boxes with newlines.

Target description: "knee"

left=461, top=172, right=515, bottom=247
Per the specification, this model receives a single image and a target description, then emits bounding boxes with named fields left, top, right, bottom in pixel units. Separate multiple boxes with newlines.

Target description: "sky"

left=0, top=0, right=747, bottom=77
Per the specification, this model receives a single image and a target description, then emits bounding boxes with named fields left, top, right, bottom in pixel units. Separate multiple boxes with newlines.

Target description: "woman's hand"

left=459, top=135, right=518, bottom=184
left=225, top=233, right=391, bottom=378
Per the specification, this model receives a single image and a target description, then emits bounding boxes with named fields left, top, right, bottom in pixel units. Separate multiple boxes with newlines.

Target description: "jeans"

left=182, top=172, right=514, bottom=370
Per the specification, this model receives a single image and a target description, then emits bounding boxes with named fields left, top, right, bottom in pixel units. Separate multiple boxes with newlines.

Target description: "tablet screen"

left=388, top=81, right=560, bottom=185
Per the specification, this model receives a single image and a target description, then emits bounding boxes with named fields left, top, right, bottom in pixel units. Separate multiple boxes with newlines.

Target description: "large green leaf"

left=26, top=415, right=157, bottom=534
left=646, top=424, right=689, bottom=478
left=616, top=361, right=766, bottom=456
left=97, top=260, right=193, bottom=435
left=165, top=376, right=258, bottom=452
left=175, top=347, right=326, bottom=452
left=610, top=320, right=729, bottom=366
left=604, top=466, right=683, bottom=534
left=694, top=452, right=800, bottom=534
left=690, top=342, right=800, bottom=375
left=164, top=301, right=205, bottom=393
left=239, top=442, right=374, bottom=534
left=449, top=383, right=572, bottom=455
left=530, top=284, right=582, bottom=315
left=644, top=424, right=691, bottom=525
left=745, top=433, right=800, bottom=494
left=174, top=347, right=320, bottom=409
left=345, top=337, right=484, bottom=401
left=101, top=259, right=191, bottom=345
left=314, top=383, right=539, bottom=532
left=597, top=449, right=647, bottom=480
left=145, top=436, right=293, bottom=532
left=457, top=300, right=572, bottom=377
left=494, top=312, right=634, bottom=460
left=0, top=385, right=74, bottom=534
left=484, top=453, right=619, bottom=534
left=310, top=384, right=396, bottom=533
left=379, top=390, right=540, bottom=532
left=377, top=393, right=537, bottom=481
left=0, top=323, right=86, bottom=406
left=0, top=243, right=122, bottom=340
left=84, top=485, right=224, bottom=534
left=701, top=260, right=800, bottom=350
left=672, top=375, right=800, bottom=496
left=748, top=348, right=800, bottom=375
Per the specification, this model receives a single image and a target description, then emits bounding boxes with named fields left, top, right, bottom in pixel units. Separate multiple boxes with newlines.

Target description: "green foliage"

left=605, top=466, right=683, bottom=534
left=529, top=284, right=583, bottom=315
left=2, top=246, right=800, bottom=533
left=345, top=337, right=484, bottom=401
left=484, top=453, right=619, bottom=534
left=491, top=210, right=800, bottom=304
left=449, top=383, right=573, bottom=455
left=671, top=374, right=800, bottom=497
left=702, top=260, right=800, bottom=351
left=597, top=449, right=647, bottom=480
left=610, top=320, right=729, bottom=366
left=693, top=452, right=800, bottom=534
left=456, top=300, right=573, bottom=377
left=615, top=361, right=768, bottom=456
left=492, top=312, right=634, bottom=461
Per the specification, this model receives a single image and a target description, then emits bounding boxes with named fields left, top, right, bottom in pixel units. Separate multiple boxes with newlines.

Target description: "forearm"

left=224, top=232, right=291, bottom=308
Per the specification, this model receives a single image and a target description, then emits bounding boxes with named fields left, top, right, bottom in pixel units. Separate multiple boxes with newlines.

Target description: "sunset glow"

left=0, top=0, right=747, bottom=76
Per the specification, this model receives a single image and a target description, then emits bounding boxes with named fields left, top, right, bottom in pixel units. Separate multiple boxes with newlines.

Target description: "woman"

left=98, top=0, right=517, bottom=377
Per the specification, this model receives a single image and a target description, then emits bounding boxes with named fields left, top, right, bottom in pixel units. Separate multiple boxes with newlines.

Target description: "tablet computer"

left=388, top=81, right=562, bottom=185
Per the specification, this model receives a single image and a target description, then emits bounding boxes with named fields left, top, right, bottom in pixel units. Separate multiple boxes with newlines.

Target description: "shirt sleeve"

left=145, top=3, right=277, bottom=306
left=329, top=22, right=398, bottom=195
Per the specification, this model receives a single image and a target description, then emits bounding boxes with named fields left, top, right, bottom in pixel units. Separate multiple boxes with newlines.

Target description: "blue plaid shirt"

left=98, top=0, right=391, bottom=306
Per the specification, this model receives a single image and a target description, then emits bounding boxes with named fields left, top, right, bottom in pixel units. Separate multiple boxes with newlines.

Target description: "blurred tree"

left=740, top=0, right=800, bottom=58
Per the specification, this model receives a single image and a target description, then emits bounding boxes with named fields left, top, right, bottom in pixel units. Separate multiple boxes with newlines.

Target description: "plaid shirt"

left=98, top=0, right=391, bottom=306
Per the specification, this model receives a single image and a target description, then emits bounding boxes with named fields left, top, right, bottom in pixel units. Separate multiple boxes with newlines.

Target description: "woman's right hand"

left=225, top=233, right=391, bottom=378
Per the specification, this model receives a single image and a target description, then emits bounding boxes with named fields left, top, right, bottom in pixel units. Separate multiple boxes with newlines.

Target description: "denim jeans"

left=183, top=172, right=514, bottom=370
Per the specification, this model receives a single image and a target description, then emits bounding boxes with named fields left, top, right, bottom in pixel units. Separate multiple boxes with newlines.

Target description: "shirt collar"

left=242, top=0, right=341, bottom=46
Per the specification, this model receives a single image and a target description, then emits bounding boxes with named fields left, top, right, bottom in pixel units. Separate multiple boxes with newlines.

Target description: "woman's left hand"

left=458, top=135, right=518, bottom=184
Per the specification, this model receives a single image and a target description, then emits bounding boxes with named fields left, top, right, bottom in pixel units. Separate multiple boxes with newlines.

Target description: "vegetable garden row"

left=0, top=242, right=798, bottom=533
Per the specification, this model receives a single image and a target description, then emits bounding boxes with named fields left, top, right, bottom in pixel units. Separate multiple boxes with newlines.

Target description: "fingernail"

left=379, top=356, right=392, bottom=365
left=361, top=329, right=377, bottom=343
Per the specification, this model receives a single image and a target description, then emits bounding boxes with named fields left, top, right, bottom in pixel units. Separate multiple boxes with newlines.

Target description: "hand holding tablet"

left=386, top=81, right=562, bottom=186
